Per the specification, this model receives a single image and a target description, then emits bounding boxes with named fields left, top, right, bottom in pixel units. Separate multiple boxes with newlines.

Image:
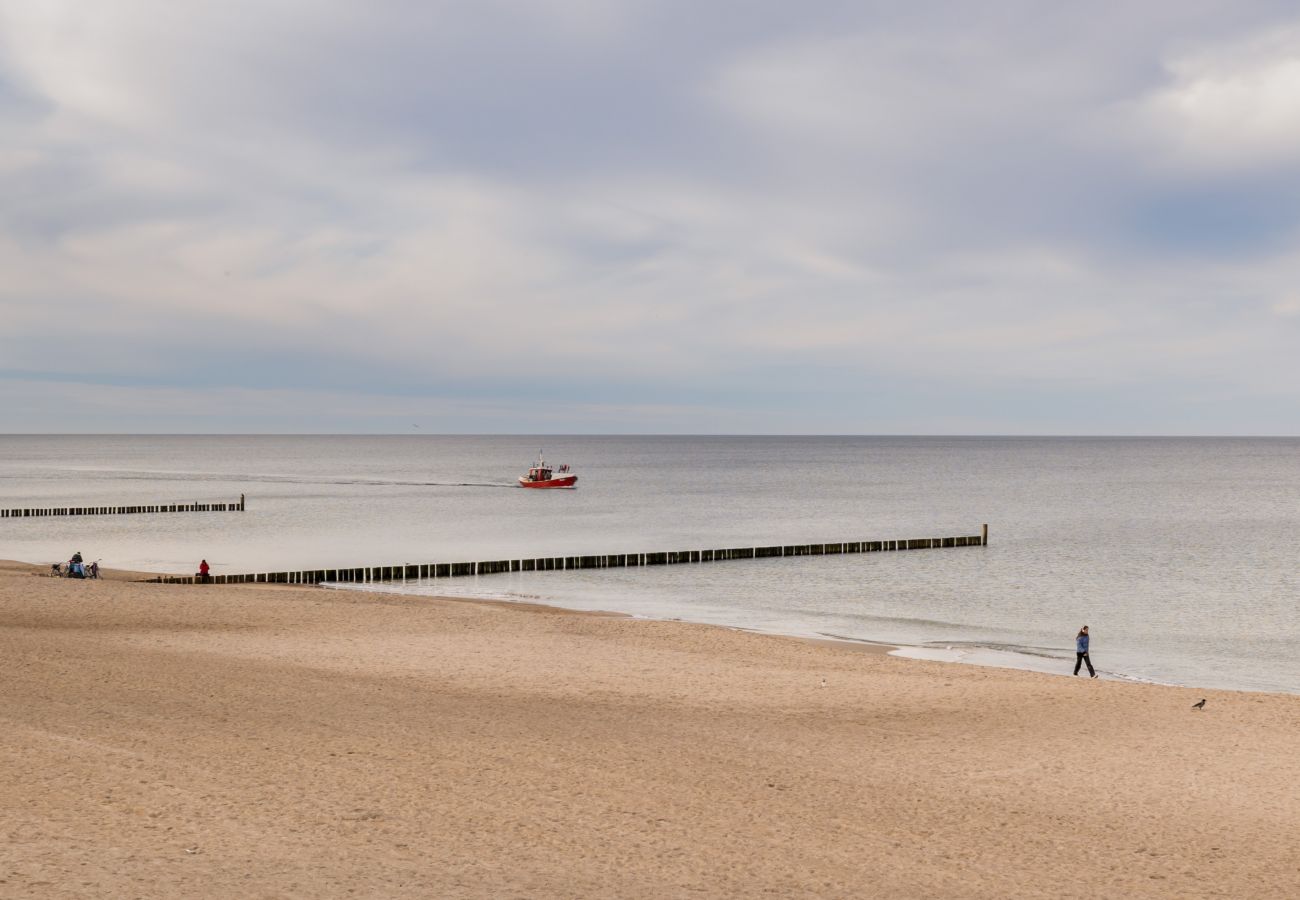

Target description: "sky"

left=3, top=1, right=1300, bottom=434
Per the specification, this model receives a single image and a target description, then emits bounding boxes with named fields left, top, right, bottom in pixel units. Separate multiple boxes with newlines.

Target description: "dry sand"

left=2, top=560, right=1298, bottom=898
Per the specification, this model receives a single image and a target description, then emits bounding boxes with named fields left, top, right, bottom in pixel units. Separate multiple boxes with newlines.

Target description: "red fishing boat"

left=518, top=452, right=578, bottom=489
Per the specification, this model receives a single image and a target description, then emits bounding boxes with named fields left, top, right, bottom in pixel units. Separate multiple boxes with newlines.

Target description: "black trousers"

left=1074, top=652, right=1095, bottom=676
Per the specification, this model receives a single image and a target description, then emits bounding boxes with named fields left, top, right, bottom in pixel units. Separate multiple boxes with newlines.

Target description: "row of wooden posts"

left=149, top=526, right=989, bottom=586
left=1, top=495, right=246, bottom=519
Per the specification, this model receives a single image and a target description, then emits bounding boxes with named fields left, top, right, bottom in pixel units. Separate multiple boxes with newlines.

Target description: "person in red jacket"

left=198, top=559, right=210, bottom=581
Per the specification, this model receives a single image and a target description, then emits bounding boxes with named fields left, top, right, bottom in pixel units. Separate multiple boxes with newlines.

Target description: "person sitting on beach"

left=197, top=559, right=210, bottom=581
left=65, top=551, right=85, bottom=578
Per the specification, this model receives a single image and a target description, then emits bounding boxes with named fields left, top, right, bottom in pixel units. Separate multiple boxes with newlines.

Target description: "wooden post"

left=185, top=528, right=989, bottom=585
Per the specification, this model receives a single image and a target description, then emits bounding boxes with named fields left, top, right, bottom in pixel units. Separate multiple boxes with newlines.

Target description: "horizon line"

left=4, top=432, right=1300, bottom=440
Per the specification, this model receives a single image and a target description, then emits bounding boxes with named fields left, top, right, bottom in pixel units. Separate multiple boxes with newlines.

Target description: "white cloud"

left=0, top=376, right=855, bottom=434
left=1271, top=296, right=1300, bottom=317
left=1139, top=24, right=1300, bottom=170
left=709, top=27, right=1111, bottom=160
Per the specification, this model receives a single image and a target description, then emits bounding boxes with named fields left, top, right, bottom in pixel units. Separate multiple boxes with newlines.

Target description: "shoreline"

left=9, top=557, right=1289, bottom=696
left=317, top=576, right=1288, bottom=697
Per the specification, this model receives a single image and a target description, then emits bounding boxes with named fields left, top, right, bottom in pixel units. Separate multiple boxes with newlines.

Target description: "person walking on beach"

left=1074, top=626, right=1096, bottom=678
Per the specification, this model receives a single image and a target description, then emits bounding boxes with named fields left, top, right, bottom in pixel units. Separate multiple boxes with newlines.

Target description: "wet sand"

left=2, top=561, right=1298, bottom=898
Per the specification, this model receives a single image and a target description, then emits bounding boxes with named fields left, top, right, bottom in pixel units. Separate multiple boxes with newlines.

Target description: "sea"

left=2, top=435, right=1297, bottom=694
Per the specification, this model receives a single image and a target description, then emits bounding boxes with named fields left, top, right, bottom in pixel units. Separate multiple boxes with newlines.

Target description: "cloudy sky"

left=3, top=1, right=1299, bottom=433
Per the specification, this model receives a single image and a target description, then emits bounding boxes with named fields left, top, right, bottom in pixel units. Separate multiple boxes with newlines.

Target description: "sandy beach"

left=2, top=561, right=1298, bottom=898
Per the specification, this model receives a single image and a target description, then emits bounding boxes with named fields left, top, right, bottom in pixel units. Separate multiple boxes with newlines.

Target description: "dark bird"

left=1192, top=698, right=1206, bottom=709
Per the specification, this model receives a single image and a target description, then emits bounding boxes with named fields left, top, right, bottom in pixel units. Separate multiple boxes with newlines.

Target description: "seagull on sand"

left=1192, top=698, right=1206, bottom=709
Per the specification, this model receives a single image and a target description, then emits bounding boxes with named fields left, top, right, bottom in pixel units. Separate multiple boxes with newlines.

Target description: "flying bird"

left=1192, top=698, right=1206, bottom=709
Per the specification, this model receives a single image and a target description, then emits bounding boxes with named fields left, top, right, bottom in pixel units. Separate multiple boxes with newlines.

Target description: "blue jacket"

left=1076, top=633, right=1089, bottom=653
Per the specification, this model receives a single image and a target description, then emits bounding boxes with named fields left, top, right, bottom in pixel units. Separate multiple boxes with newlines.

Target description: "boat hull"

left=518, top=475, right=578, bottom=488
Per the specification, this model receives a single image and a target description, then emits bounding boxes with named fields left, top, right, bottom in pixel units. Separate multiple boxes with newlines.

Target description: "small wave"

left=925, top=640, right=1072, bottom=661
left=817, top=632, right=896, bottom=647
left=833, top=612, right=973, bottom=631
left=1102, top=670, right=1175, bottom=687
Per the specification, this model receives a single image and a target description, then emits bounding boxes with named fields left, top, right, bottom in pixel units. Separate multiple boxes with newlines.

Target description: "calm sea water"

left=2, top=435, right=1297, bottom=694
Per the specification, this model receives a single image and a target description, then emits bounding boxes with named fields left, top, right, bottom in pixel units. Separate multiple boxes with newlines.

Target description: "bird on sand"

left=1192, top=698, right=1206, bottom=709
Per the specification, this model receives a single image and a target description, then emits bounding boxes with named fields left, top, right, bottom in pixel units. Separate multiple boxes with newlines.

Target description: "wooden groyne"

left=2, top=494, right=246, bottom=519
left=149, top=526, right=988, bottom=586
